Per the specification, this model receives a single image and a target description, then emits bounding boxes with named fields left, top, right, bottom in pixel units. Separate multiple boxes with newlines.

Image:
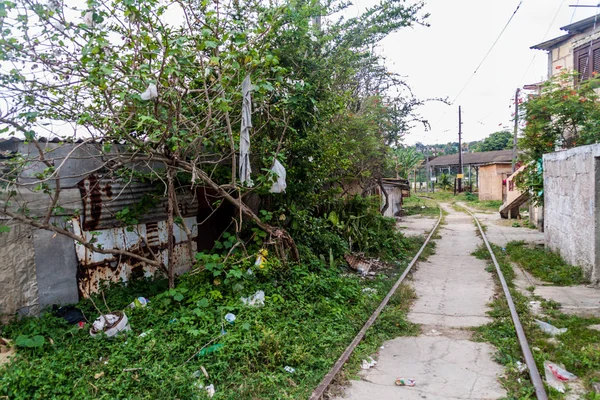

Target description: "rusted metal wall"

left=72, top=176, right=202, bottom=296
left=77, top=176, right=198, bottom=230
left=72, top=216, right=198, bottom=296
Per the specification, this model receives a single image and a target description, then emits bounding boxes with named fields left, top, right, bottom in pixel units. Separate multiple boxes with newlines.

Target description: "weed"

left=472, top=242, right=600, bottom=399
left=506, top=241, right=587, bottom=286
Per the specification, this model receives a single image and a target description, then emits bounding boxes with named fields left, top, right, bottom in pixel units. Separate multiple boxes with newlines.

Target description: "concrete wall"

left=544, top=144, right=600, bottom=283
left=478, top=164, right=513, bottom=201
left=0, top=220, right=40, bottom=323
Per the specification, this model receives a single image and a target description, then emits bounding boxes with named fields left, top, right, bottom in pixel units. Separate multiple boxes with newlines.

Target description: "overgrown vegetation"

left=472, top=243, right=600, bottom=399
left=518, top=70, right=600, bottom=206
left=0, top=196, right=435, bottom=398
left=506, top=241, right=587, bottom=286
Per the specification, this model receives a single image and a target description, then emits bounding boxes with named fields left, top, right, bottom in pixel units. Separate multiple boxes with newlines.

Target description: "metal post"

left=425, top=150, right=430, bottom=194
left=512, top=88, right=520, bottom=173
left=458, top=106, right=463, bottom=193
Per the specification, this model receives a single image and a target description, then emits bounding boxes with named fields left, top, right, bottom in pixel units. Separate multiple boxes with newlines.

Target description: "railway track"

left=310, top=204, right=549, bottom=400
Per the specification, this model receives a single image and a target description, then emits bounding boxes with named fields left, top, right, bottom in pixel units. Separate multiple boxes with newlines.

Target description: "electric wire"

left=450, top=0, right=524, bottom=105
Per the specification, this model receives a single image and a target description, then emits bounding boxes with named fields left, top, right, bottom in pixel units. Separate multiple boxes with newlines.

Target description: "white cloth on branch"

left=269, top=159, right=286, bottom=193
left=239, top=75, right=253, bottom=186
left=140, top=83, right=158, bottom=100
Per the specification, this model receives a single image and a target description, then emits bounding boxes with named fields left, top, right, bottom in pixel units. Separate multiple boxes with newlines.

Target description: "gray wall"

left=0, top=220, right=40, bottom=323
left=33, top=227, right=79, bottom=307
left=544, top=144, right=600, bottom=283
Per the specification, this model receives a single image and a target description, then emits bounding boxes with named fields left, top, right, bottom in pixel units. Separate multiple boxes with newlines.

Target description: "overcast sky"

left=364, top=0, right=599, bottom=146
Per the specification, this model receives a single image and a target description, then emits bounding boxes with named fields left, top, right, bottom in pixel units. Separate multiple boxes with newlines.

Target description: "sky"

left=361, top=0, right=600, bottom=146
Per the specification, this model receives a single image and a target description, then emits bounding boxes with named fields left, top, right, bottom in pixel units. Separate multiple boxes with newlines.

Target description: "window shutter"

left=593, top=48, right=600, bottom=76
left=578, top=52, right=590, bottom=81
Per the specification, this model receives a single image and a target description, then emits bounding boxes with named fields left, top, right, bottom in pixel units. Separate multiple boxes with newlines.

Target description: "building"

left=0, top=138, right=234, bottom=322
left=427, top=150, right=515, bottom=200
left=531, top=14, right=600, bottom=82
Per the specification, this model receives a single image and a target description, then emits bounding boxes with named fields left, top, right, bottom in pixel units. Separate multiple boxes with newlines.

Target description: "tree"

left=0, top=0, right=428, bottom=287
left=471, top=131, right=513, bottom=152
left=390, top=146, right=423, bottom=178
left=517, top=70, right=600, bottom=205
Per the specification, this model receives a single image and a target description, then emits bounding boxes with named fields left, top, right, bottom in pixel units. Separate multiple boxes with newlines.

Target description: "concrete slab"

left=335, top=204, right=506, bottom=399
left=456, top=203, right=544, bottom=248
left=534, top=285, right=600, bottom=317
left=398, top=215, right=438, bottom=237
left=513, top=259, right=600, bottom=317
left=408, top=204, right=495, bottom=328
left=338, top=336, right=506, bottom=400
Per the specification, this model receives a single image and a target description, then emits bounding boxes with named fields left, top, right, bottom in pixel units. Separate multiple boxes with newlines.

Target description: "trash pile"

left=345, top=254, right=388, bottom=278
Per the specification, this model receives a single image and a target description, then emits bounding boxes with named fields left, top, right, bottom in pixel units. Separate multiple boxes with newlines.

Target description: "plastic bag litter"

left=241, top=290, right=265, bottom=307
left=140, top=83, right=158, bottom=100
left=254, top=249, right=268, bottom=269
left=269, top=160, right=287, bottom=193
left=535, top=319, right=567, bottom=336
left=362, top=288, right=377, bottom=295
left=395, top=377, right=416, bottom=387
left=224, top=313, right=236, bottom=324
left=544, top=361, right=577, bottom=393
left=206, top=384, right=215, bottom=398
left=284, top=366, right=295, bottom=373
left=361, top=357, right=377, bottom=370
left=90, top=313, right=131, bottom=337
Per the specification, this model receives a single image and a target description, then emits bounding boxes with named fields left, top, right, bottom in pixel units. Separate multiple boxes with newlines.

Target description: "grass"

left=413, top=190, right=502, bottom=212
left=471, top=243, right=600, bottom=399
left=505, top=241, right=587, bottom=286
left=402, top=195, right=440, bottom=217
left=0, top=232, right=435, bottom=400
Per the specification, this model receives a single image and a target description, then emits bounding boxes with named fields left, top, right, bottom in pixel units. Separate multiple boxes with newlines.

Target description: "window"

left=574, top=41, right=600, bottom=82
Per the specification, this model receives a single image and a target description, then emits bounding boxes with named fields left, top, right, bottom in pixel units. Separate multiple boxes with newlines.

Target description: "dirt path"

left=336, top=204, right=506, bottom=400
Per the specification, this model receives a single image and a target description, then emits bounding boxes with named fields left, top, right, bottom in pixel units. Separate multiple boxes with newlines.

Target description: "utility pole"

left=512, top=88, right=520, bottom=173
left=425, top=149, right=430, bottom=193
left=458, top=106, right=463, bottom=193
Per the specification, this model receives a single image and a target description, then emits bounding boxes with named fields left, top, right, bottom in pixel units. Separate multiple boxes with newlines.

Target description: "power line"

left=518, top=0, right=567, bottom=87
left=570, top=0, right=581, bottom=22
left=450, top=0, right=524, bottom=105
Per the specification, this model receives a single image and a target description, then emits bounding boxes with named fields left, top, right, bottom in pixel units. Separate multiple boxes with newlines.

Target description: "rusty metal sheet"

left=72, top=216, right=198, bottom=296
left=77, top=175, right=199, bottom=231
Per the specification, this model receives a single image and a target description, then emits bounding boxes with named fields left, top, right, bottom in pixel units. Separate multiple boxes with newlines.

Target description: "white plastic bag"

left=269, top=160, right=286, bottom=193
left=140, top=83, right=158, bottom=100
left=241, top=290, right=265, bottom=307
left=535, top=319, right=567, bottom=336
left=361, top=356, right=377, bottom=370
left=543, top=361, right=577, bottom=393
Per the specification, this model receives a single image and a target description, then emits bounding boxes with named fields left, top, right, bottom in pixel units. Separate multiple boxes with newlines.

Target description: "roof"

left=561, top=14, right=600, bottom=33
left=428, top=150, right=514, bottom=167
left=530, top=33, right=573, bottom=51
left=531, top=14, right=600, bottom=51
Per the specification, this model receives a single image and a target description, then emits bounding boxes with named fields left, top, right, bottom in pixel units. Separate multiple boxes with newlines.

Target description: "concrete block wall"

left=544, top=144, right=600, bottom=283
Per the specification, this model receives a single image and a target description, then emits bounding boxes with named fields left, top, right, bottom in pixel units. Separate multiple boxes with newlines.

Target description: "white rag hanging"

left=269, top=160, right=286, bottom=193
left=239, top=75, right=253, bottom=186
left=140, top=83, right=158, bottom=101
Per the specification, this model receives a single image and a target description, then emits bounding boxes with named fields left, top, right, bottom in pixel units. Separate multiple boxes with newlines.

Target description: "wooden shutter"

left=574, top=41, right=600, bottom=82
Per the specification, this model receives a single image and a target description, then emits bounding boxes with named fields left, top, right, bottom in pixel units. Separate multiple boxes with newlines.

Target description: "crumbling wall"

left=0, top=220, right=40, bottom=323
left=544, top=144, right=600, bottom=283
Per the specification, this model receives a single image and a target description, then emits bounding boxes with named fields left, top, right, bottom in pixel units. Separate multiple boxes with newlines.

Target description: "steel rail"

left=309, top=207, right=443, bottom=400
left=462, top=206, right=548, bottom=400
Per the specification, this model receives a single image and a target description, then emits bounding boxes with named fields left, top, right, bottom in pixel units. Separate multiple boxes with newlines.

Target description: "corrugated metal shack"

left=0, top=139, right=233, bottom=322
left=380, top=178, right=410, bottom=218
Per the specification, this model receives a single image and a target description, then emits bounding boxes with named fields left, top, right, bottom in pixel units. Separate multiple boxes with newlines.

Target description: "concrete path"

left=397, top=215, right=439, bottom=237
left=457, top=203, right=544, bottom=248
left=336, top=204, right=506, bottom=400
